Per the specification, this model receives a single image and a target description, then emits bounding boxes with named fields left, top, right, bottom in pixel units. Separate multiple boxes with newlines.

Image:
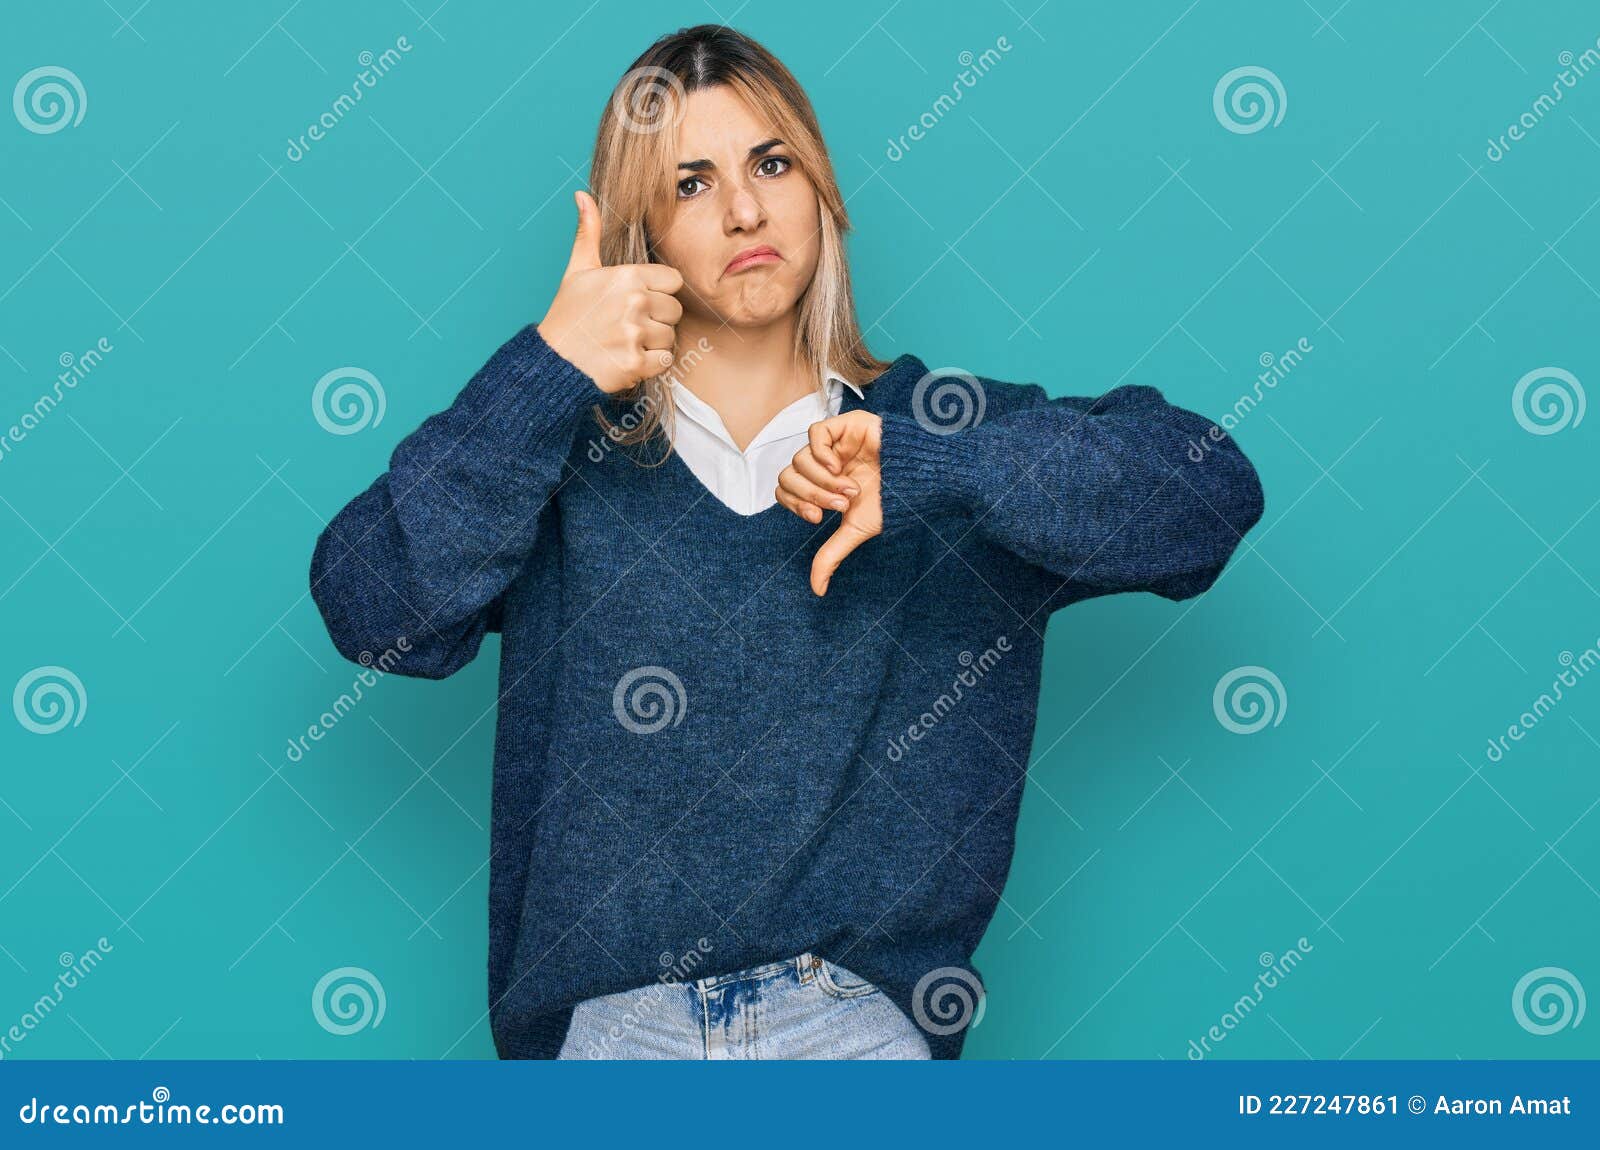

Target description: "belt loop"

left=796, top=951, right=813, bottom=983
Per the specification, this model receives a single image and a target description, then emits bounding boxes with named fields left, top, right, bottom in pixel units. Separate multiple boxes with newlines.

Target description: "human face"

left=646, top=85, right=822, bottom=329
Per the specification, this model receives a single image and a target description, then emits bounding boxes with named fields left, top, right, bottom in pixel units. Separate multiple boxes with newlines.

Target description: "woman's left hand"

left=775, top=410, right=884, bottom=597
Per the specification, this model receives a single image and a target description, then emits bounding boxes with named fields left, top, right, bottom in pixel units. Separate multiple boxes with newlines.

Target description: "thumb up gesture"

left=537, top=190, right=685, bottom=394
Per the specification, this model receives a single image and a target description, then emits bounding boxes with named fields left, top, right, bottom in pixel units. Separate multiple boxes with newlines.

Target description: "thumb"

left=810, top=522, right=870, bottom=597
left=565, top=189, right=603, bottom=275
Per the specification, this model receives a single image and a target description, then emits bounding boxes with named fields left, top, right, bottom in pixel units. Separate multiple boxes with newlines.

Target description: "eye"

left=677, top=175, right=707, bottom=199
left=757, top=155, right=791, bottom=178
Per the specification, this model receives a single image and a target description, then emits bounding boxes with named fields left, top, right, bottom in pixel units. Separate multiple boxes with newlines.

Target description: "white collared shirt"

left=666, top=367, right=864, bottom=516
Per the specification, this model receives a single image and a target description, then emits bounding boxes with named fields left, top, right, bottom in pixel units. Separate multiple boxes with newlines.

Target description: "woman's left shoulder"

left=867, top=352, right=1052, bottom=422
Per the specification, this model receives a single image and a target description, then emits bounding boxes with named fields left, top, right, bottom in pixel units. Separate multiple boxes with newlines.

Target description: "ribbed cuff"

left=453, top=322, right=604, bottom=460
left=876, top=413, right=984, bottom=531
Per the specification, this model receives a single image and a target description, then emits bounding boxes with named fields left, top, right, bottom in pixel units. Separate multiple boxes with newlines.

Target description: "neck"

left=671, top=311, right=819, bottom=452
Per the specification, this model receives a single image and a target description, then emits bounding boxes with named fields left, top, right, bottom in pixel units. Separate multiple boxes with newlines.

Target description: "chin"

left=712, top=291, right=802, bottom=329
left=725, top=308, right=792, bottom=329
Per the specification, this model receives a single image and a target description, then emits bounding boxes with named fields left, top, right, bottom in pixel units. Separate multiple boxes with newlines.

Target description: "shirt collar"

left=826, top=366, right=865, bottom=400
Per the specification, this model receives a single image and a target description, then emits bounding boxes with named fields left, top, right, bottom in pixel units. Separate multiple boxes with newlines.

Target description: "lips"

left=724, top=245, right=780, bottom=275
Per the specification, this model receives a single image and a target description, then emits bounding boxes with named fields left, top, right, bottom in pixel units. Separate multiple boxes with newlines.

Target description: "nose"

left=723, top=178, right=765, bottom=232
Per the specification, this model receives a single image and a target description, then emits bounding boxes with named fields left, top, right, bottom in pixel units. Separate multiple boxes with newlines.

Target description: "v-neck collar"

left=645, top=353, right=922, bottom=526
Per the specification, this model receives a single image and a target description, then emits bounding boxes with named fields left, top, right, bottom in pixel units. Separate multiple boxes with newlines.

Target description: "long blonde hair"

left=581, top=24, right=891, bottom=459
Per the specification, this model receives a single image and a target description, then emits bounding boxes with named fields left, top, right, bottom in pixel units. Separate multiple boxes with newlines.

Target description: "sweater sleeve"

left=875, top=381, right=1264, bottom=602
left=309, top=323, right=602, bottom=678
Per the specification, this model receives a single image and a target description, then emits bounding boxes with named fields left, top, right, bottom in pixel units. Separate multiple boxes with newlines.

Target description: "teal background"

left=3, top=0, right=1598, bottom=1060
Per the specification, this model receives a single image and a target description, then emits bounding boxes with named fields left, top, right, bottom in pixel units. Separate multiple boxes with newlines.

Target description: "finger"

left=637, top=318, right=678, bottom=351
left=811, top=522, right=871, bottom=596
left=775, top=486, right=825, bottom=524
left=791, top=448, right=858, bottom=497
left=638, top=262, right=684, bottom=294
left=779, top=462, right=851, bottom=512
left=826, top=413, right=870, bottom=462
left=566, top=190, right=603, bottom=275
left=807, top=418, right=843, bottom=475
left=644, top=289, right=683, bottom=325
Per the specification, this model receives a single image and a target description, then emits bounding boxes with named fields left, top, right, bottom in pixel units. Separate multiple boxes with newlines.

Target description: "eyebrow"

left=677, top=138, right=785, bottom=172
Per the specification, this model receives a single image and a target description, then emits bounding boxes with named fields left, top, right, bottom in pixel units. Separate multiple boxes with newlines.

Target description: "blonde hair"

left=580, top=24, right=892, bottom=459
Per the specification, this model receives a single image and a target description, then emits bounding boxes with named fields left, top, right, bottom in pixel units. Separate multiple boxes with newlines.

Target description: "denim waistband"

left=692, top=951, right=818, bottom=992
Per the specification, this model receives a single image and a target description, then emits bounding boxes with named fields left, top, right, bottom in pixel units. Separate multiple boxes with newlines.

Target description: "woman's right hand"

left=536, top=189, right=685, bottom=394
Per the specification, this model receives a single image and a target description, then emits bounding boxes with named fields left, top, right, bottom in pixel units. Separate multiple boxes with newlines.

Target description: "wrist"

left=536, top=319, right=629, bottom=395
left=460, top=323, right=603, bottom=456
left=876, top=414, right=979, bottom=529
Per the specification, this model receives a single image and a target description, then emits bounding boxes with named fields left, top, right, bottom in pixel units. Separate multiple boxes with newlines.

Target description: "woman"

left=309, top=24, right=1264, bottom=1060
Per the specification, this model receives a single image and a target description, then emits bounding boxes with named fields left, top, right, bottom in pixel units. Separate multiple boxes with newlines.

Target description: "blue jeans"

left=557, top=952, right=932, bottom=1059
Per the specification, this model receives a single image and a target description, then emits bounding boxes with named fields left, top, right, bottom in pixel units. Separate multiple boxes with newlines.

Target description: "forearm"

left=309, top=323, right=601, bottom=676
left=876, top=382, right=1264, bottom=600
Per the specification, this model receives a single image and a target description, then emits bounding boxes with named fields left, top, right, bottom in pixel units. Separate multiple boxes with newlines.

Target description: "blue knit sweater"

left=308, top=323, right=1264, bottom=1059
